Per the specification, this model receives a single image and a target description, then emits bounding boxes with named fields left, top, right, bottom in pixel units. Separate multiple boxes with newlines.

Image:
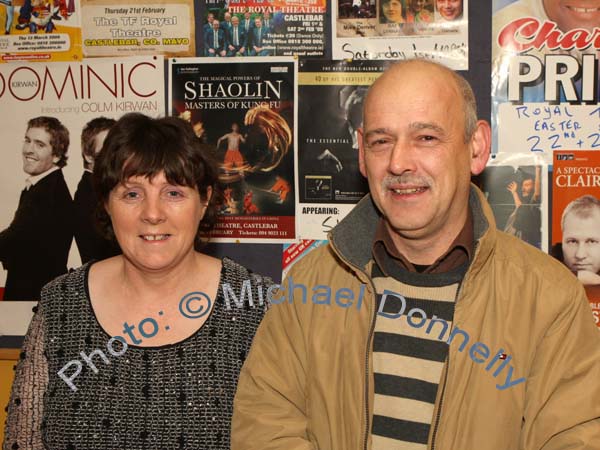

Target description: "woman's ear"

left=204, top=186, right=213, bottom=205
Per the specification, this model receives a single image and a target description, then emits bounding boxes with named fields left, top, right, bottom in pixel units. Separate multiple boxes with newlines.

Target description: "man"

left=232, top=60, right=600, bottom=449
left=504, top=167, right=541, bottom=248
left=217, top=122, right=246, bottom=170
left=262, top=9, right=273, bottom=31
left=222, top=10, right=233, bottom=32
left=227, top=15, right=247, bottom=56
left=204, top=19, right=227, bottom=57
left=561, top=195, right=600, bottom=286
left=0, top=117, right=74, bottom=300
left=242, top=9, right=253, bottom=33
left=203, top=12, right=215, bottom=36
left=74, top=117, right=120, bottom=264
left=249, top=17, right=269, bottom=56
left=436, top=0, right=462, bottom=20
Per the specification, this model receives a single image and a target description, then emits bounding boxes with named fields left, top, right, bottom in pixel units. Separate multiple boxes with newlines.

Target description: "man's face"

left=224, top=12, right=231, bottom=21
left=245, top=11, right=250, bottom=19
left=264, top=11, right=271, bottom=19
left=232, top=16, right=239, bottom=26
left=522, top=178, right=534, bottom=197
left=562, top=211, right=600, bottom=274
left=255, top=18, right=262, bottom=27
left=213, top=20, right=220, bottom=30
left=412, top=0, right=427, bottom=11
left=207, top=13, right=214, bottom=23
left=232, top=123, right=239, bottom=132
left=22, top=127, right=58, bottom=176
left=543, top=0, right=600, bottom=32
left=437, top=0, right=462, bottom=20
left=88, top=129, right=109, bottom=172
left=358, top=64, right=484, bottom=244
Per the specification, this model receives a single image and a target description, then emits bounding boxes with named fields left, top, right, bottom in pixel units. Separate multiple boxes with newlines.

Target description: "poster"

left=81, top=0, right=195, bottom=57
left=282, top=239, right=327, bottom=279
left=0, top=0, right=82, bottom=62
left=332, top=0, right=468, bottom=68
left=169, top=57, right=297, bottom=242
left=0, top=56, right=164, bottom=337
left=200, top=0, right=325, bottom=57
left=551, top=150, right=600, bottom=328
left=298, top=60, right=386, bottom=239
left=475, top=152, right=549, bottom=252
left=492, top=0, right=600, bottom=154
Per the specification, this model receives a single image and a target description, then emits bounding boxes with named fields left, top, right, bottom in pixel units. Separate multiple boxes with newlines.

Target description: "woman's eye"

left=167, top=190, right=184, bottom=198
left=124, top=191, right=139, bottom=199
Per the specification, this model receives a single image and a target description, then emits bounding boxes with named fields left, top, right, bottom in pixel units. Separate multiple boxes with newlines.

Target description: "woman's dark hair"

left=93, top=113, right=223, bottom=248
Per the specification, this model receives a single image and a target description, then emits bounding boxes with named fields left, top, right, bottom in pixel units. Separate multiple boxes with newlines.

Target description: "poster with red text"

left=0, top=56, right=164, bottom=339
left=169, top=57, right=297, bottom=243
left=492, top=0, right=600, bottom=154
left=200, top=0, right=325, bottom=57
left=552, top=150, right=600, bottom=329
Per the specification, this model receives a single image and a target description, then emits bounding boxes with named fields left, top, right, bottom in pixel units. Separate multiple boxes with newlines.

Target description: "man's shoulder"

left=285, top=243, right=349, bottom=283
left=493, top=231, right=583, bottom=305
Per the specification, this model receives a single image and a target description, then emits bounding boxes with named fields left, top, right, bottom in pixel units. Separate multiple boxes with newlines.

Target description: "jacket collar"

left=329, top=184, right=497, bottom=279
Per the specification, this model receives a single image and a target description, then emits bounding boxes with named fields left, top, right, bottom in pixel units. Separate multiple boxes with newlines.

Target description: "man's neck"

left=384, top=212, right=468, bottom=265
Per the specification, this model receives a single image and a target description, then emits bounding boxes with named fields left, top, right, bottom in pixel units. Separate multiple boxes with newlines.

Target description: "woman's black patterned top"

left=3, top=257, right=270, bottom=450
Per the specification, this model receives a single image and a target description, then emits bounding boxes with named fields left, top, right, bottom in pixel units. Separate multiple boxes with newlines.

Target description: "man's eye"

left=367, top=139, right=392, bottom=149
left=419, top=135, right=437, bottom=142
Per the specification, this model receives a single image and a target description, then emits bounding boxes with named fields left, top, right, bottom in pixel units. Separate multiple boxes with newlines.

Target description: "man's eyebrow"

left=364, top=128, right=393, bottom=139
left=409, top=122, right=445, bottom=134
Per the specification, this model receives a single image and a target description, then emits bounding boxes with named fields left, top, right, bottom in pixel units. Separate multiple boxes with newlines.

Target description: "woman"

left=3, top=113, right=270, bottom=449
left=380, top=0, right=405, bottom=23
left=406, top=0, right=433, bottom=23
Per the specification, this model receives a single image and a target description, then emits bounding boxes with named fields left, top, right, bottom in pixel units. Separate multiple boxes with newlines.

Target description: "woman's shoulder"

left=40, top=264, right=89, bottom=304
left=221, top=257, right=274, bottom=289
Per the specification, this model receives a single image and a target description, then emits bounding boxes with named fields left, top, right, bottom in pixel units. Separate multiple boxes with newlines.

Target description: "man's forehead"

left=26, top=126, right=51, bottom=140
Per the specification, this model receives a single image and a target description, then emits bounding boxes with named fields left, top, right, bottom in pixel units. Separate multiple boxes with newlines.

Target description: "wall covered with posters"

left=10, top=0, right=600, bottom=348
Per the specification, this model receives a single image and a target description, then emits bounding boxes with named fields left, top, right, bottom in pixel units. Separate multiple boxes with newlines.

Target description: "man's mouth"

left=140, top=234, right=171, bottom=241
left=565, top=5, right=600, bottom=13
left=390, top=186, right=428, bottom=195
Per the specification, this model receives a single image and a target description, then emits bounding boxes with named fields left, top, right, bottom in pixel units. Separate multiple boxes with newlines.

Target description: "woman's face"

left=437, top=0, right=462, bottom=20
left=106, top=171, right=211, bottom=272
left=383, top=0, right=403, bottom=22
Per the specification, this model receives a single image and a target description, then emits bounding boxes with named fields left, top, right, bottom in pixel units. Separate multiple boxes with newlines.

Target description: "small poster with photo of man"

left=552, top=150, right=600, bottom=328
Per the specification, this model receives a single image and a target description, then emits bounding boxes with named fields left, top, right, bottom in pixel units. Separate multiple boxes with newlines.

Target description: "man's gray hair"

left=561, top=195, right=600, bottom=231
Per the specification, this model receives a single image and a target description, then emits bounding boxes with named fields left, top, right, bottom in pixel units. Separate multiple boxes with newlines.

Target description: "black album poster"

left=169, top=57, right=297, bottom=242
left=298, top=60, right=387, bottom=239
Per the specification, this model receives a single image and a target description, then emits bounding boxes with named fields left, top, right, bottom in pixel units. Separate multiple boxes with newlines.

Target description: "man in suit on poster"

left=74, top=117, right=121, bottom=264
left=205, top=19, right=227, bottom=56
left=227, top=15, right=247, bottom=56
left=249, top=17, right=270, bottom=56
left=0, top=116, right=74, bottom=300
left=242, top=9, right=253, bottom=34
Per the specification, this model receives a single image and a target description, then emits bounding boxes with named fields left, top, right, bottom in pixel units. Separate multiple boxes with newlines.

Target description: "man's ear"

left=357, top=128, right=367, bottom=178
left=469, top=120, right=491, bottom=176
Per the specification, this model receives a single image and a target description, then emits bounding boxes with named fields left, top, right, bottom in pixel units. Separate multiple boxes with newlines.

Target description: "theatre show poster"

left=492, top=0, right=600, bottom=154
left=81, top=0, right=195, bottom=57
left=169, top=57, right=297, bottom=243
left=475, top=153, right=549, bottom=252
left=0, top=0, right=82, bottom=62
left=282, top=239, right=327, bottom=279
left=551, top=150, right=600, bottom=328
left=0, top=56, right=164, bottom=340
left=332, top=0, right=468, bottom=68
left=200, top=0, right=325, bottom=57
left=298, top=60, right=387, bottom=240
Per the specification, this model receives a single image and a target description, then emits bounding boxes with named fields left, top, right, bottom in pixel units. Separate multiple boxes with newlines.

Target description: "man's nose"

left=575, top=243, right=588, bottom=260
left=388, top=141, right=417, bottom=175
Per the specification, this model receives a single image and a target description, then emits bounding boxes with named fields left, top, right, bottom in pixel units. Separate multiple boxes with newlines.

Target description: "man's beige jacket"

left=232, top=186, right=600, bottom=450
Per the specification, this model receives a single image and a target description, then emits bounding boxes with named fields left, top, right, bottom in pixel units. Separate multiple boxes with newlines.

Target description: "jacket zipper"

left=430, top=355, right=449, bottom=450
left=362, top=281, right=377, bottom=450
left=430, top=276, right=468, bottom=448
